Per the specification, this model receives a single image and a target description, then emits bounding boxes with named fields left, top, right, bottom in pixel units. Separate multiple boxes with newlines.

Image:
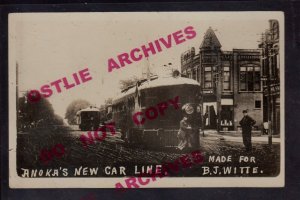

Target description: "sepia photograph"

left=8, top=12, right=284, bottom=188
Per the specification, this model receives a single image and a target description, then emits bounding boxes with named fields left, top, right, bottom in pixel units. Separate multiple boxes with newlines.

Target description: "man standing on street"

left=239, top=110, right=256, bottom=151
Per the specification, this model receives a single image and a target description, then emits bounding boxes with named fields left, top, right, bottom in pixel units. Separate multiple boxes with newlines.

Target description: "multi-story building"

left=259, top=20, right=280, bottom=135
left=181, top=27, right=263, bottom=132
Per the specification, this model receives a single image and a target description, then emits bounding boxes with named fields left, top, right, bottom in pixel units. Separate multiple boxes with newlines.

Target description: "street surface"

left=17, top=125, right=280, bottom=177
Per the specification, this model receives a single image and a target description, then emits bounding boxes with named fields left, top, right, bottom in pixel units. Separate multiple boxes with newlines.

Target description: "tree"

left=104, top=98, right=113, bottom=105
left=100, top=98, right=113, bottom=110
left=65, top=99, right=91, bottom=125
left=17, top=91, right=64, bottom=131
left=51, top=114, right=64, bottom=125
left=119, top=76, right=140, bottom=90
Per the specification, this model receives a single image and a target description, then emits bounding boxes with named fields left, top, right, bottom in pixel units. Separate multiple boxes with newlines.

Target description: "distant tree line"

left=119, top=76, right=140, bottom=90
left=18, top=92, right=64, bottom=131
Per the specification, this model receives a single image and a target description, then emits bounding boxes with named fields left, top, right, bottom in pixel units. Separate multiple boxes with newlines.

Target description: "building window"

left=197, top=68, right=200, bottom=83
left=192, top=69, right=197, bottom=80
left=247, top=66, right=254, bottom=91
left=255, top=100, right=261, bottom=109
left=239, top=65, right=261, bottom=91
left=187, top=70, right=192, bottom=79
left=204, top=67, right=212, bottom=88
left=254, top=67, right=261, bottom=91
left=223, top=66, right=230, bottom=90
left=240, top=67, right=247, bottom=91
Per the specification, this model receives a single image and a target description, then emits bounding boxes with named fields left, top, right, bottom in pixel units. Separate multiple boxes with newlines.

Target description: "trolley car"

left=111, top=71, right=202, bottom=148
left=76, top=106, right=100, bottom=131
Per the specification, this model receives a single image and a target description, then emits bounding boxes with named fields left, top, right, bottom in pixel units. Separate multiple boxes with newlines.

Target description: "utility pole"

left=263, top=32, right=273, bottom=147
left=267, top=41, right=273, bottom=147
left=259, top=31, right=273, bottom=147
left=146, top=58, right=150, bottom=82
left=214, top=61, right=222, bottom=133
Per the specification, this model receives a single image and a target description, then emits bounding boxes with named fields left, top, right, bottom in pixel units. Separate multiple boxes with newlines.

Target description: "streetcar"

left=76, top=106, right=101, bottom=131
left=111, top=70, right=202, bottom=148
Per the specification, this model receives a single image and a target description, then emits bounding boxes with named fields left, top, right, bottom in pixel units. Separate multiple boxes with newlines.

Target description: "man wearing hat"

left=177, top=104, right=194, bottom=151
left=239, top=110, right=256, bottom=151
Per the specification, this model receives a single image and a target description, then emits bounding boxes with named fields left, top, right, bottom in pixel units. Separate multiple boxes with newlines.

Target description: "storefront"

left=220, top=99, right=234, bottom=131
left=203, top=102, right=217, bottom=129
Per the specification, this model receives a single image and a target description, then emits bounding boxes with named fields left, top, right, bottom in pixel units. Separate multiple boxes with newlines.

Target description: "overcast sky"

left=9, top=12, right=283, bottom=118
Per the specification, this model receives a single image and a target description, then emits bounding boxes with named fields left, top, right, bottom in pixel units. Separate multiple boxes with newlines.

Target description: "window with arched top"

left=239, top=64, right=261, bottom=92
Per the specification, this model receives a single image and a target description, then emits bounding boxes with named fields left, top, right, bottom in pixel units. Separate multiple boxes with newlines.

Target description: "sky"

left=9, top=12, right=283, bottom=118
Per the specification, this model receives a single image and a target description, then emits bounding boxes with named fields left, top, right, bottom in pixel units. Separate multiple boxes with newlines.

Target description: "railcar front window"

left=81, top=112, right=99, bottom=120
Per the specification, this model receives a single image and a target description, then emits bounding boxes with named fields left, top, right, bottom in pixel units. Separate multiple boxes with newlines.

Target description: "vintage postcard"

left=9, top=12, right=284, bottom=188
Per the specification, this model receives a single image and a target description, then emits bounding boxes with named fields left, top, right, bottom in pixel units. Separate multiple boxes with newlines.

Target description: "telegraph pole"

left=214, top=62, right=222, bottom=133
left=266, top=41, right=273, bottom=147
left=262, top=33, right=273, bottom=147
left=259, top=31, right=273, bottom=147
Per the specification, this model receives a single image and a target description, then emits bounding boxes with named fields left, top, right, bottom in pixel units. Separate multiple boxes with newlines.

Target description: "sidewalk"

left=203, top=130, right=281, bottom=144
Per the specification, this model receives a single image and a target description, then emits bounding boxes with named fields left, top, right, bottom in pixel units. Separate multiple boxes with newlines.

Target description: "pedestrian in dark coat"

left=239, top=110, right=256, bottom=151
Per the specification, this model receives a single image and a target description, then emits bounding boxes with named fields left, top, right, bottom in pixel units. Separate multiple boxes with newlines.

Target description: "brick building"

left=181, top=27, right=263, bottom=131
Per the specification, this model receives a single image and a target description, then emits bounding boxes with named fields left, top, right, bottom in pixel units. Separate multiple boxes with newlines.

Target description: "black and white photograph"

left=8, top=12, right=284, bottom=188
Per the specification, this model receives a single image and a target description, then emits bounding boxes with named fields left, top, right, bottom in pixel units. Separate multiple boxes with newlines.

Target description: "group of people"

left=177, top=109, right=256, bottom=152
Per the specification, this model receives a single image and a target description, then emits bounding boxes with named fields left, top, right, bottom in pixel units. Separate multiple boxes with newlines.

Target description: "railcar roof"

left=76, top=107, right=100, bottom=115
left=113, top=76, right=200, bottom=103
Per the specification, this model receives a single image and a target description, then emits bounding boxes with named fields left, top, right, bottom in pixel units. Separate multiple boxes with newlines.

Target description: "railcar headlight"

left=184, top=104, right=194, bottom=115
left=172, top=70, right=180, bottom=78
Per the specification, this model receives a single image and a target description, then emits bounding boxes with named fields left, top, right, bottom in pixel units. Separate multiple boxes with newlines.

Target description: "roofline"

left=113, top=78, right=200, bottom=104
left=232, top=48, right=261, bottom=52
